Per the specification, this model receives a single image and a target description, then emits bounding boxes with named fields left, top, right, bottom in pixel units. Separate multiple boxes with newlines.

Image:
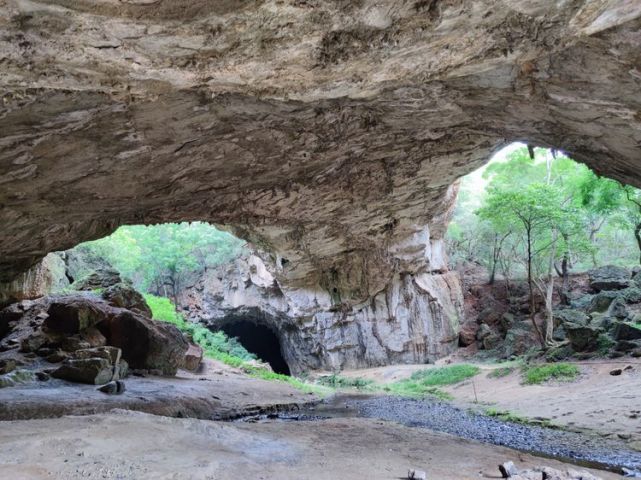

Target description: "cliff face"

left=1, top=1, right=640, bottom=365
left=179, top=254, right=462, bottom=373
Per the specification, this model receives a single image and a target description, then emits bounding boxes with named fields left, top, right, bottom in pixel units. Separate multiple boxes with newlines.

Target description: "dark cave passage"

left=220, top=321, right=291, bottom=375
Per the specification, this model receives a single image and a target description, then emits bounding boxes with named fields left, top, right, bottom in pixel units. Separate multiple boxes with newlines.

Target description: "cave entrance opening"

left=218, top=320, right=291, bottom=375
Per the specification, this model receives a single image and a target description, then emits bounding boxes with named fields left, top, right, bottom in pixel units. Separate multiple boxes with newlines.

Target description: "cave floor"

left=0, top=409, right=620, bottom=480
left=0, top=359, right=316, bottom=421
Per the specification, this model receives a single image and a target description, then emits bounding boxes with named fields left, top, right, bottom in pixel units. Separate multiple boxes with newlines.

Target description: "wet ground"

left=241, top=393, right=641, bottom=476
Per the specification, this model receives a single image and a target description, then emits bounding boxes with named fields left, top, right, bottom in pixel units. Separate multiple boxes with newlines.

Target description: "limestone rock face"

left=1, top=1, right=640, bottom=305
left=1, top=1, right=640, bottom=365
left=179, top=254, right=462, bottom=373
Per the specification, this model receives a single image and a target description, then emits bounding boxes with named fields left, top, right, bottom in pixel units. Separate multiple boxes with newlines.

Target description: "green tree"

left=478, top=184, right=564, bottom=345
left=83, top=222, right=246, bottom=303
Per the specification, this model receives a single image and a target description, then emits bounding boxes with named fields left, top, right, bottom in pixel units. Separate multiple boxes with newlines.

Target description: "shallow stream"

left=240, top=393, right=641, bottom=476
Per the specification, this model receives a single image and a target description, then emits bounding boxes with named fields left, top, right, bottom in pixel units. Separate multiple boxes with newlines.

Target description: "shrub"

left=144, top=294, right=255, bottom=363
left=316, top=373, right=373, bottom=390
left=522, top=362, right=579, bottom=385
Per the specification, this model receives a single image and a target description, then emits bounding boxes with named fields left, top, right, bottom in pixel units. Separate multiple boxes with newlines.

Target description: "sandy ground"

left=0, top=359, right=317, bottom=421
left=340, top=359, right=641, bottom=444
left=0, top=409, right=621, bottom=480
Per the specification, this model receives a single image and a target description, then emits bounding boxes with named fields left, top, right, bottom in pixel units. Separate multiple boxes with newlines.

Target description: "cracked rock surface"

left=1, top=1, right=640, bottom=350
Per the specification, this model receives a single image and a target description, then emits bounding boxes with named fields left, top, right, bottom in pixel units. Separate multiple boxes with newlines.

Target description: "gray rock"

left=476, top=324, right=492, bottom=341
left=45, top=297, right=111, bottom=334
left=71, top=269, right=121, bottom=291
left=51, top=357, right=114, bottom=385
left=589, top=265, right=631, bottom=292
left=407, top=469, right=427, bottom=480
left=565, top=323, right=602, bottom=352
left=608, top=297, right=629, bottom=319
left=483, top=333, right=502, bottom=351
left=499, top=461, right=518, bottom=478
left=101, top=283, right=152, bottom=318
left=554, top=309, right=589, bottom=326
left=0, top=359, right=16, bottom=375
left=97, top=310, right=188, bottom=375
left=97, top=380, right=126, bottom=395
left=613, top=322, right=641, bottom=342
left=503, top=328, right=532, bottom=358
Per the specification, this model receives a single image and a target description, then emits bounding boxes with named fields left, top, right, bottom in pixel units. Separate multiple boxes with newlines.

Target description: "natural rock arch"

left=1, top=2, right=640, bottom=359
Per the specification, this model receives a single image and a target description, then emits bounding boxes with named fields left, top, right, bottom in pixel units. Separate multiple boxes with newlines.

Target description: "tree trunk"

left=560, top=253, right=570, bottom=306
left=527, top=226, right=545, bottom=347
left=634, top=222, right=641, bottom=263
left=544, top=230, right=558, bottom=344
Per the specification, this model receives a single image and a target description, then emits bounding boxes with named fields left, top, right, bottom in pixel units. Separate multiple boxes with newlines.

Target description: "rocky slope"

left=179, top=253, right=462, bottom=373
left=459, top=264, right=641, bottom=361
left=1, top=1, right=640, bottom=364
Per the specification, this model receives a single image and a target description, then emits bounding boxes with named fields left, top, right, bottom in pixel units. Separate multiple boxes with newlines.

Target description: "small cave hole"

left=220, top=321, right=291, bottom=376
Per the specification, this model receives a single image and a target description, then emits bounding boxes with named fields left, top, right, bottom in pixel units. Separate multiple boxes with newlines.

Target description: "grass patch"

left=487, top=366, right=514, bottom=378
left=384, top=383, right=453, bottom=401
left=521, top=362, right=579, bottom=385
left=383, top=364, right=480, bottom=400
left=144, top=294, right=328, bottom=395
left=316, top=373, right=374, bottom=390
left=485, top=408, right=555, bottom=428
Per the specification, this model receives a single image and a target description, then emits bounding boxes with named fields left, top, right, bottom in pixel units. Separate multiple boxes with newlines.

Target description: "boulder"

left=588, top=265, right=631, bottom=292
left=51, top=357, right=114, bottom=385
left=499, top=313, right=515, bottom=335
left=19, top=333, right=47, bottom=353
left=60, top=336, right=92, bottom=352
left=0, top=370, right=35, bottom=388
left=503, top=328, right=532, bottom=358
left=0, top=304, right=23, bottom=339
left=483, top=333, right=502, bottom=351
left=71, top=268, right=121, bottom=291
left=476, top=324, right=492, bottom=341
left=51, top=346, right=126, bottom=384
left=46, top=350, right=68, bottom=363
left=182, top=343, right=203, bottom=371
left=552, top=325, right=566, bottom=342
left=564, top=323, right=602, bottom=352
left=458, top=321, right=478, bottom=347
left=554, top=309, right=589, bottom=326
left=607, top=297, right=628, bottom=319
left=613, top=322, right=641, bottom=342
left=614, top=339, right=640, bottom=352
left=98, top=380, right=126, bottom=395
left=97, top=311, right=188, bottom=375
left=0, top=359, right=16, bottom=375
left=101, top=283, right=152, bottom=317
left=45, top=297, right=110, bottom=334
left=81, top=326, right=107, bottom=347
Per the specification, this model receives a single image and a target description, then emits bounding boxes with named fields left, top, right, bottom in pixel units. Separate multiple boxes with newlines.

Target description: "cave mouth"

left=219, top=320, right=291, bottom=376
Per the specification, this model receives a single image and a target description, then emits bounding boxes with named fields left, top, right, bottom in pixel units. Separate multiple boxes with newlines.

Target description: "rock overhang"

left=0, top=0, right=640, bottom=304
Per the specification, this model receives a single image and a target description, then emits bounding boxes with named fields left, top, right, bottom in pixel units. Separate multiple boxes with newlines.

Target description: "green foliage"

left=447, top=144, right=641, bottom=278
left=521, top=362, right=579, bottom=385
left=144, top=293, right=256, bottom=364
left=385, top=364, right=479, bottom=399
left=81, top=222, right=246, bottom=297
left=316, top=373, right=374, bottom=390
left=487, top=366, right=514, bottom=378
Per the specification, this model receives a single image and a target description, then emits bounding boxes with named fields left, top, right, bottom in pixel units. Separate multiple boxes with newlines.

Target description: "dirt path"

left=0, top=359, right=318, bottom=421
left=0, top=410, right=621, bottom=480
left=339, top=359, right=641, bottom=444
